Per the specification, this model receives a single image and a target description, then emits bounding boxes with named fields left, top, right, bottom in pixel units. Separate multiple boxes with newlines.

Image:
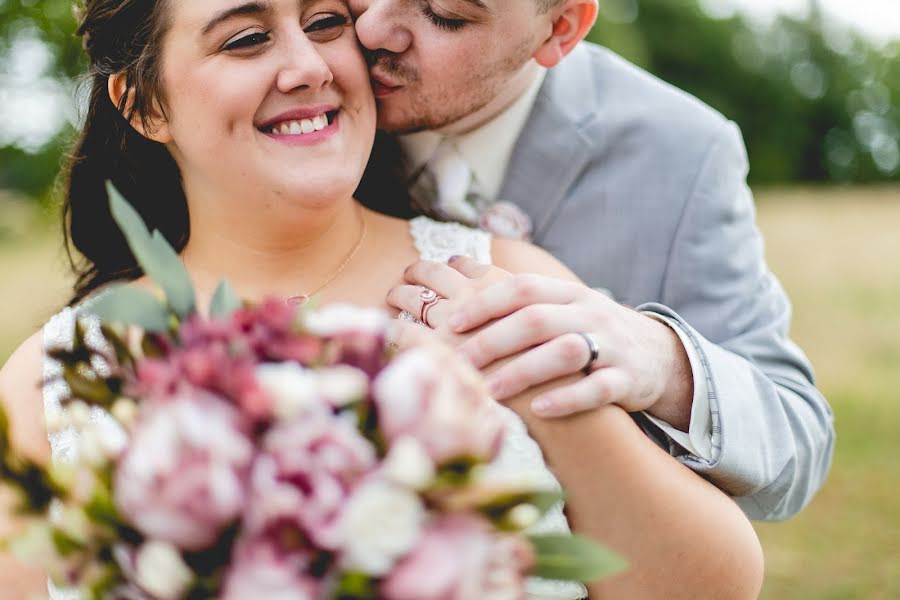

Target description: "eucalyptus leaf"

left=209, top=279, right=242, bottom=319
left=106, top=181, right=196, bottom=318
left=86, top=284, right=171, bottom=333
left=530, top=534, right=627, bottom=583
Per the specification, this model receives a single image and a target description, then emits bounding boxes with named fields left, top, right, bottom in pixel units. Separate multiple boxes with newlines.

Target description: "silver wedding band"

left=578, top=332, right=600, bottom=375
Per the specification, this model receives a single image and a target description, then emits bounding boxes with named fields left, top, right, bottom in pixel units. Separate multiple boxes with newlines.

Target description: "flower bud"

left=135, top=540, right=194, bottom=600
left=111, top=398, right=139, bottom=427
left=507, top=503, right=541, bottom=530
left=382, top=436, right=435, bottom=491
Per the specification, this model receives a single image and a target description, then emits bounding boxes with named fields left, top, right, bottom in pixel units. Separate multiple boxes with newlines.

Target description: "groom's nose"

left=350, top=0, right=413, bottom=54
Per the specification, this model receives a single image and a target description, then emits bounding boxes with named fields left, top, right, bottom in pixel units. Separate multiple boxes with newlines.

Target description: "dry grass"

left=1, top=186, right=899, bottom=598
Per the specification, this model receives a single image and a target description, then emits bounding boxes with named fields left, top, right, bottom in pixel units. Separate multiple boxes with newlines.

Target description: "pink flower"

left=222, top=535, right=321, bottom=600
left=373, top=347, right=504, bottom=466
left=381, top=514, right=534, bottom=600
left=114, top=391, right=253, bottom=551
left=244, top=412, right=377, bottom=550
left=479, top=201, right=533, bottom=241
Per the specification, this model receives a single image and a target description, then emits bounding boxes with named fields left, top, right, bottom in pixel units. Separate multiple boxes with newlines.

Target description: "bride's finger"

left=402, top=261, right=469, bottom=296
left=485, top=332, right=612, bottom=401
left=530, top=367, right=631, bottom=418
left=448, top=274, right=581, bottom=333
left=387, top=285, right=455, bottom=329
left=458, top=304, right=585, bottom=369
left=386, top=319, right=435, bottom=351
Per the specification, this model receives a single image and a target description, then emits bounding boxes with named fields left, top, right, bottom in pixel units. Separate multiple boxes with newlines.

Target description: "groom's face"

left=349, top=0, right=552, bottom=133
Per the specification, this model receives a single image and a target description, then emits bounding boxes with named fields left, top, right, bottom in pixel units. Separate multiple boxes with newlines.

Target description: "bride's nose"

left=276, top=36, right=334, bottom=94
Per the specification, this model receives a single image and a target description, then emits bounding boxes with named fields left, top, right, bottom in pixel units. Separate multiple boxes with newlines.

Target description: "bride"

left=0, top=0, right=763, bottom=598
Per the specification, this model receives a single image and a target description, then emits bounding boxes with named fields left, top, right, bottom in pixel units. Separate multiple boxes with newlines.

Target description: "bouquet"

left=0, top=184, right=624, bottom=599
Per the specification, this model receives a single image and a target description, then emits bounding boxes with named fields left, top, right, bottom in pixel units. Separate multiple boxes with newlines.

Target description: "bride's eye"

left=224, top=31, right=271, bottom=51
left=305, top=13, right=349, bottom=41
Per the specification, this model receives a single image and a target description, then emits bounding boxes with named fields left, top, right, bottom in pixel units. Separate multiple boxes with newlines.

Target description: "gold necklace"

left=286, top=209, right=368, bottom=306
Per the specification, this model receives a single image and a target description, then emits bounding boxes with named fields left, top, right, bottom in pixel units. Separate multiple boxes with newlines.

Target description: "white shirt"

left=399, top=66, right=714, bottom=460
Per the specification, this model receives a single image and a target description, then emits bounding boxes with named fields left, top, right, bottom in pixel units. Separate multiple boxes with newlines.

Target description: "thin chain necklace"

left=286, top=208, right=368, bottom=306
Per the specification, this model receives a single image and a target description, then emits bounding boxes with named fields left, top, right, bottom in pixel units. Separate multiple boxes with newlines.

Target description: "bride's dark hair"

left=64, top=0, right=410, bottom=305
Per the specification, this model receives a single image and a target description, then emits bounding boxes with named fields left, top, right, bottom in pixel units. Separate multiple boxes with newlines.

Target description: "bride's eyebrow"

left=201, top=0, right=273, bottom=36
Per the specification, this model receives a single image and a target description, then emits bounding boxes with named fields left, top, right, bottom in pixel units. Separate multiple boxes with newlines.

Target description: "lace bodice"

left=41, top=217, right=586, bottom=600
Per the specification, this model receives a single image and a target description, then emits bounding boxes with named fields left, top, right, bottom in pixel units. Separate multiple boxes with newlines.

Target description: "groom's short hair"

left=535, top=0, right=565, bottom=13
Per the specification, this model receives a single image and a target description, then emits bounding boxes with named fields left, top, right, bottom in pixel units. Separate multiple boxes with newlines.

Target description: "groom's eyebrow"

left=202, top=1, right=272, bottom=36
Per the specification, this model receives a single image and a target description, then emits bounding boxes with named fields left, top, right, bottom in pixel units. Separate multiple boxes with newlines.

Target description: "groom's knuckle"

left=559, top=334, right=585, bottom=362
left=512, top=274, right=540, bottom=301
left=521, top=305, right=548, bottom=331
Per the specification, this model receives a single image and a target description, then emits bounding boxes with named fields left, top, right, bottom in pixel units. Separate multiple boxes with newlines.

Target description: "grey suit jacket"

left=499, top=43, right=835, bottom=521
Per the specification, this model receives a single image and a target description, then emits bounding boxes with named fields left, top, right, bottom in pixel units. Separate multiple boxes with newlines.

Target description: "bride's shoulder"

left=491, top=237, right=580, bottom=282
left=0, top=328, right=50, bottom=462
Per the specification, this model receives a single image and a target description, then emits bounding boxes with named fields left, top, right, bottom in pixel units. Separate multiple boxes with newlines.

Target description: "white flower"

left=255, top=362, right=322, bottom=421
left=135, top=540, right=194, bottom=600
left=338, top=480, right=426, bottom=576
left=317, top=365, right=370, bottom=407
left=382, top=436, right=436, bottom=491
left=304, top=303, right=391, bottom=337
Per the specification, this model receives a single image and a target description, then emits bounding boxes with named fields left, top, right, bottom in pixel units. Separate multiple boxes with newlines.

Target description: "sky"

left=710, top=0, right=900, bottom=44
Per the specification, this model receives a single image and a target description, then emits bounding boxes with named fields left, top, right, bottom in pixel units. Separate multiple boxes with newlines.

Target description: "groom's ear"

left=107, top=72, right=173, bottom=144
left=533, top=0, right=598, bottom=68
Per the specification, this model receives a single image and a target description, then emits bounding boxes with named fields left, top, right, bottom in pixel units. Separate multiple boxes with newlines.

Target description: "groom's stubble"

left=366, top=36, right=538, bottom=135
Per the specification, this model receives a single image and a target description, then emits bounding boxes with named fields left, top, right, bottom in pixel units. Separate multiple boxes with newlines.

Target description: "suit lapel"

left=498, top=49, right=596, bottom=241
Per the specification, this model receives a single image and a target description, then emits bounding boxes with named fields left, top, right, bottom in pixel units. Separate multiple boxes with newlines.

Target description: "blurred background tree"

left=0, top=0, right=898, bottom=199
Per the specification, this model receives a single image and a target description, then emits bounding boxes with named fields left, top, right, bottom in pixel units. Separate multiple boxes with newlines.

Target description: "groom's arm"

left=638, top=120, right=835, bottom=521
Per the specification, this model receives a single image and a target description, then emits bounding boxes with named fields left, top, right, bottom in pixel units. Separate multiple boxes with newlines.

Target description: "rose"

left=245, top=411, right=376, bottom=549
left=381, top=514, right=534, bottom=600
left=222, top=535, right=320, bottom=600
left=373, top=346, right=504, bottom=466
left=114, top=390, right=253, bottom=551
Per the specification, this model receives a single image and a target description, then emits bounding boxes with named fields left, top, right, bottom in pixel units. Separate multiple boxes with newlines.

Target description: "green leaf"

left=86, top=284, right=171, bottom=332
left=106, top=181, right=196, bottom=318
left=209, top=279, right=242, bottom=319
left=530, top=534, right=627, bottom=583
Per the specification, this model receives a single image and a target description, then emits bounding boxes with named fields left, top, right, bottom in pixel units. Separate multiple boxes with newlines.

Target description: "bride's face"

left=152, top=0, right=376, bottom=208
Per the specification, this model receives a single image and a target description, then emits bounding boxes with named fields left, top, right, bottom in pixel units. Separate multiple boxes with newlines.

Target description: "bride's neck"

left=180, top=194, right=367, bottom=304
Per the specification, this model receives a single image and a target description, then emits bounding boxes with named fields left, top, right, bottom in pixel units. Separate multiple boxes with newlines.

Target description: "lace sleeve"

left=41, top=306, right=114, bottom=466
left=409, top=216, right=492, bottom=264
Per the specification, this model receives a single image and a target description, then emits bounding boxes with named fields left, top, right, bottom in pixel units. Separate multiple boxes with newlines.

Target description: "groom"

left=350, top=0, right=835, bottom=520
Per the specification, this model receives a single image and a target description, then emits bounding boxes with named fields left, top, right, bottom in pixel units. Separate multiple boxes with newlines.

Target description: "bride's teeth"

left=269, top=114, right=332, bottom=135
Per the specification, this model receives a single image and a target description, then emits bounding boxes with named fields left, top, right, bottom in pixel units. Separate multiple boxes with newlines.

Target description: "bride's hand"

left=387, top=256, right=509, bottom=349
left=388, top=256, right=692, bottom=426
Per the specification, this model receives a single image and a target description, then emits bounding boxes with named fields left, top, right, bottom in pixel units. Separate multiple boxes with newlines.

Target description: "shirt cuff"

left=640, top=312, right=714, bottom=460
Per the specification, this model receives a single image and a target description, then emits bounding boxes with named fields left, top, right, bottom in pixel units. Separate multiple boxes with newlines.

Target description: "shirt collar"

left=399, top=66, right=547, bottom=199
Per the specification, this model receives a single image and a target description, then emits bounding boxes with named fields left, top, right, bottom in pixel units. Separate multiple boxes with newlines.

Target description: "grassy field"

left=1, top=186, right=899, bottom=597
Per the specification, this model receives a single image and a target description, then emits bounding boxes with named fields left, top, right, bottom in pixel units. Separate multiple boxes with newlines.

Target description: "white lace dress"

left=41, top=216, right=587, bottom=600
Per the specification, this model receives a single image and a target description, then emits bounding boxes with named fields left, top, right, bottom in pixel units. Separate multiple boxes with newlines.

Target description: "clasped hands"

left=388, top=257, right=693, bottom=424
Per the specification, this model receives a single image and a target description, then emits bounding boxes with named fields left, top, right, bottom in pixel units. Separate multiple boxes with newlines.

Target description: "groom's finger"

left=447, top=255, right=492, bottom=279
left=485, top=332, right=611, bottom=401
left=530, top=367, right=631, bottom=418
left=448, top=274, right=580, bottom=333
left=458, top=304, right=583, bottom=369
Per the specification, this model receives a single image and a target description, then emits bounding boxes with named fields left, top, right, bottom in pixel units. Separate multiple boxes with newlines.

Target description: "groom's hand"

left=442, top=259, right=694, bottom=428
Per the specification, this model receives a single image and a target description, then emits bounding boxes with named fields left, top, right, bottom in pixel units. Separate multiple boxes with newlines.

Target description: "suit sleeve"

left=636, top=121, right=835, bottom=521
